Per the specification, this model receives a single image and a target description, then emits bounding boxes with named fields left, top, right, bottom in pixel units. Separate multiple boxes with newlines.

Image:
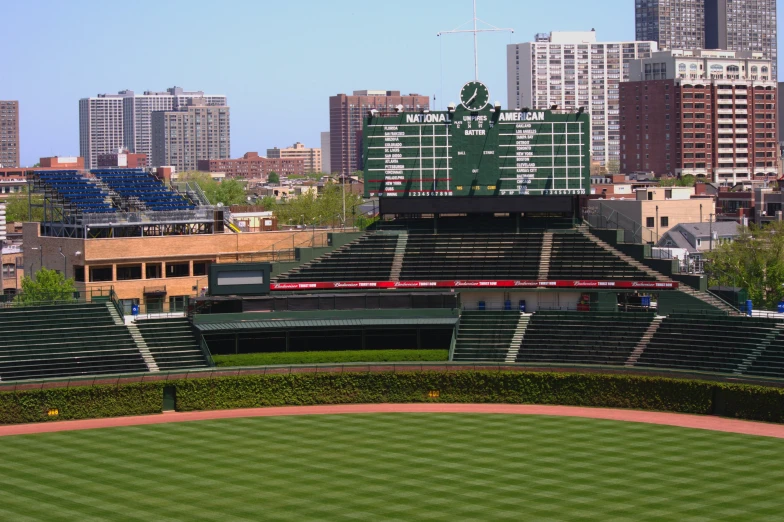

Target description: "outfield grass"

left=1, top=414, right=783, bottom=520
left=212, top=349, right=449, bottom=366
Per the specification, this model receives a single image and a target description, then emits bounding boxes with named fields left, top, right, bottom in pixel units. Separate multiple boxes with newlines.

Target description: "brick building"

left=0, top=101, right=20, bottom=168
left=97, top=149, right=148, bottom=168
left=266, top=142, right=321, bottom=173
left=197, top=152, right=305, bottom=179
left=620, top=49, right=777, bottom=183
left=329, top=91, right=429, bottom=175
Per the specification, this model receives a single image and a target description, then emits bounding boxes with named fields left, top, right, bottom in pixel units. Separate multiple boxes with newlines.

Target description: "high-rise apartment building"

left=320, top=132, right=331, bottom=173
left=636, top=0, right=777, bottom=78
left=507, top=31, right=657, bottom=166
left=122, top=87, right=227, bottom=162
left=0, top=101, right=20, bottom=168
left=79, top=95, right=125, bottom=168
left=635, top=0, right=706, bottom=51
left=80, top=87, right=227, bottom=169
left=705, top=0, right=777, bottom=79
left=151, top=100, right=231, bottom=171
left=266, top=142, right=322, bottom=173
left=620, top=49, right=777, bottom=183
left=329, top=91, right=429, bottom=175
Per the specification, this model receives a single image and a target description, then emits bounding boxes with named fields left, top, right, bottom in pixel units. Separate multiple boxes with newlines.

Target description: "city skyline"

left=3, top=0, right=782, bottom=167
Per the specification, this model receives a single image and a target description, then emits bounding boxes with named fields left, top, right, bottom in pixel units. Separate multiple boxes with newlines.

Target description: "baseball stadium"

left=2, top=101, right=784, bottom=519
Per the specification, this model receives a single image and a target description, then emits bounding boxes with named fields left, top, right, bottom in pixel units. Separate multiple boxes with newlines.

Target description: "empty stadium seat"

left=135, top=318, right=210, bottom=370
left=636, top=313, right=782, bottom=374
left=35, top=171, right=116, bottom=214
left=452, top=311, right=521, bottom=361
left=400, top=232, right=543, bottom=280
left=516, top=311, right=655, bottom=365
left=0, top=303, right=147, bottom=381
left=548, top=232, right=656, bottom=280
left=92, top=169, right=194, bottom=212
left=276, top=234, right=398, bottom=282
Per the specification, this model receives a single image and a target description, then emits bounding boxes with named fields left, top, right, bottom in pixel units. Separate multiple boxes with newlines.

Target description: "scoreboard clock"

left=363, top=81, right=590, bottom=199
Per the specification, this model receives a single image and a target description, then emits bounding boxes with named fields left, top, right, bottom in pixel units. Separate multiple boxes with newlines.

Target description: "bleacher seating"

left=135, top=318, right=210, bottom=370
left=636, top=313, right=781, bottom=374
left=548, top=231, right=656, bottom=280
left=516, top=311, right=654, bottom=365
left=0, top=303, right=147, bottom=381
left=746, top=329, right=784, bottom=378
left=452, top=311, right=520, bottom=361
left=276, top=234, right=398, bottom=282
left=35, top=171, right=115, bottom=214
left=401, top=232, right=543, bottom=280
left=92, top=169, right=194, bottom=211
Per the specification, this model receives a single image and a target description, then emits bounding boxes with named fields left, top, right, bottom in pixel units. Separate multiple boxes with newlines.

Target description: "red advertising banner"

left=270, top=280, right=680, bottom=291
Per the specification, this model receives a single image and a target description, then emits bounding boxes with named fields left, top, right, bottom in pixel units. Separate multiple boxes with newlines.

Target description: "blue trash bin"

left=778, top=302, right=784, bottom=314
left=519, top=300, right=526, bottom=313
left=641, top=296, right=651, bottom=307
left=478, top=301, right=485, bottom=311
left=746, top=299, right=753, bottom=317
left=131, top=304, right=139, bottom=316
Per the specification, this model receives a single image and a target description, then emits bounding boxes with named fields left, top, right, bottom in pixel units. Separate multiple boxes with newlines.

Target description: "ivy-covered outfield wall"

left=1, top=371, right=784, bottom=426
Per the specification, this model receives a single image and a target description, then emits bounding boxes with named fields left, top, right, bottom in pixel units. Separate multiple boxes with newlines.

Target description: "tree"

left=705, top=221, right=784, bottom=310
left=605, top=160, right=620, bottom=175
left=272, top=183, right=363, bottom=228
left=15, top=268, right=77, bottom=305
left=268, top=172, right=280, bottom=184
left=4, top=189, right=44, bottom=222
left=215, top=179, right=247, bottom=206
left=352, top=170, right=364, bottom=181
left=178, top=172, right=246, bottom=206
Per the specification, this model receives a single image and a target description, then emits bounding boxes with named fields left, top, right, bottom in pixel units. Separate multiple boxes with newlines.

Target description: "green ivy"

left=1, top=372, right=783, bottom=426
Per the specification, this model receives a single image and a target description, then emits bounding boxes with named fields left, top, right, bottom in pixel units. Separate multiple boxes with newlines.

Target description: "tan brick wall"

left=23, top=223, right=327, bottom=301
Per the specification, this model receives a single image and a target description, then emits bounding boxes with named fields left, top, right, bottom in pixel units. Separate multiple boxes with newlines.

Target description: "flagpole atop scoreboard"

left=437, top=0, right=514, bottom=81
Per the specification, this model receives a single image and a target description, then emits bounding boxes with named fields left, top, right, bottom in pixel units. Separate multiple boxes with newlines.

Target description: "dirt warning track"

left=2, top=403, right=784, bottom=438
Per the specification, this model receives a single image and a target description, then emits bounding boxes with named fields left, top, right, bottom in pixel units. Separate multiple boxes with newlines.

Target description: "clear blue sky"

left=3, top=0, right=782, bottom=166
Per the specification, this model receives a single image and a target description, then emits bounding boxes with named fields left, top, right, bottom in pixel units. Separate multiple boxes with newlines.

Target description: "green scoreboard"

left=363, top=81, right=590, bottom=199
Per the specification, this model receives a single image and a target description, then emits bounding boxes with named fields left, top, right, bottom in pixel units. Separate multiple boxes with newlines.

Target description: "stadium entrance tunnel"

left=202, top=326, right=454, bottom=355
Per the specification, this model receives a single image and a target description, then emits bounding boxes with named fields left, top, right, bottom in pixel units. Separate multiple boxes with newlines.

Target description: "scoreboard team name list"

left=365, top=110, right=586, bottom=197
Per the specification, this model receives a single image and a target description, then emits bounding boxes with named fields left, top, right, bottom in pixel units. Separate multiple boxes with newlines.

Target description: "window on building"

left=660, top=216, right=669, bottom=227
left=116, top=265, right=142, bottom=281
left=89, top=266, right=113, bottom=282
left=146, top=263, right=162, bottom=279
left=73, top=266, right=85, bottom=283
left=646, top=217, right=655, bottom=227
left=193, top=261, right=209, bottom=276
left=2, top=264, right=15, bottom=279
left=169, top=295, right=188, bottom=312
left=166, top=262, right=190, bottom=278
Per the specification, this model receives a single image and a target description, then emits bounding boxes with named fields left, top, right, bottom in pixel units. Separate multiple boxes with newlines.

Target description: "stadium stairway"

left=624, top=316, right=665, bottom=366
left=389, top=232, right=408, bottom=281
left=126, top=323, right=161, bottom=372
left=576, top=225, right=741, bottom=315
left=505, top=314, right=531, bottom=363
left=538, top=232, right=553, bottom=279
left=745, top=327, right=784, bottom=378
left=134, top=318, right=211, bottom=370
left=452, top=311, right=521, bottom=362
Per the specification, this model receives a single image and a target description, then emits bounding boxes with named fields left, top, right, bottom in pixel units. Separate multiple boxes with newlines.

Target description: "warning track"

left=2, top=404, right=784, bottom=438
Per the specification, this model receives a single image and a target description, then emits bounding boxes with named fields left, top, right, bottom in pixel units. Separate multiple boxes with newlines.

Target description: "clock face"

left=460, top=81, right=490, bottom=111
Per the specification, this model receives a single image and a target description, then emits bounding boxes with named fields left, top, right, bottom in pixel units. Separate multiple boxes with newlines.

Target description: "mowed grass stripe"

left=0, top=414, right=783, bottom=521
